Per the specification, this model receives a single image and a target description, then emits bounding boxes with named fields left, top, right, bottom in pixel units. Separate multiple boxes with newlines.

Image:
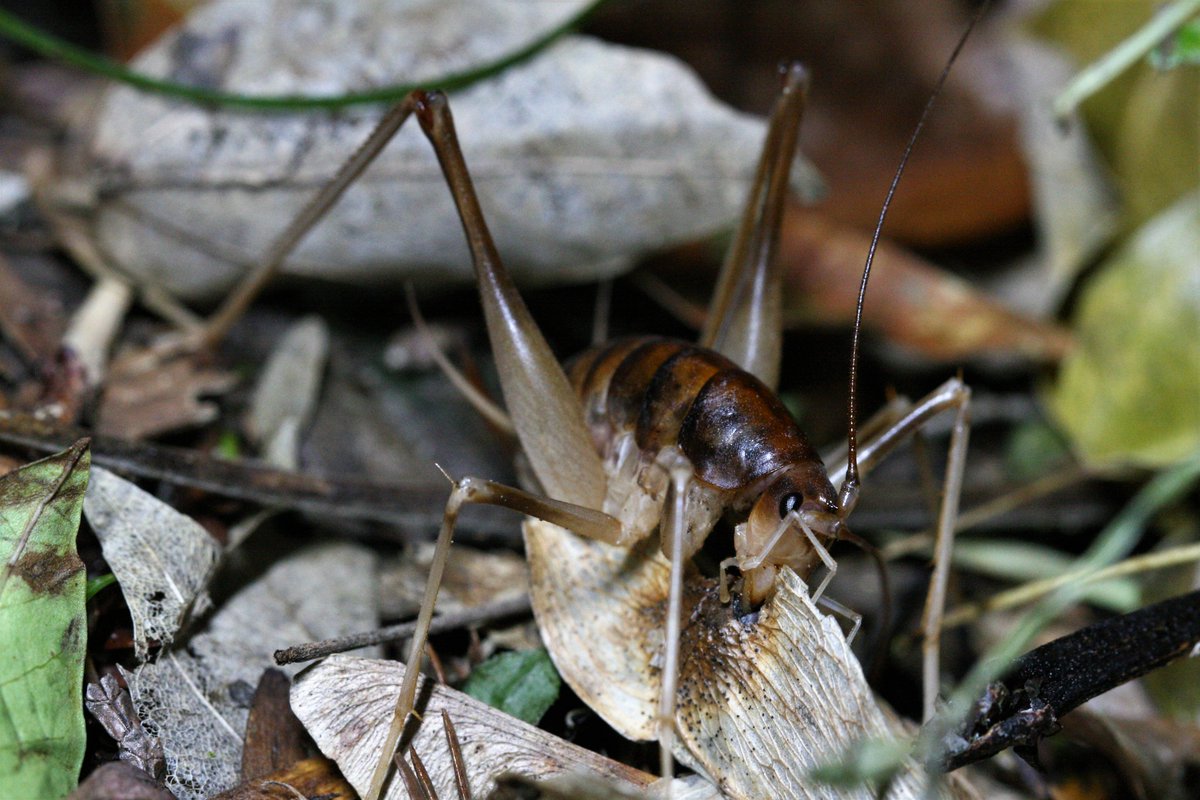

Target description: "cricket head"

left=735, top=465, right=841, bottom=604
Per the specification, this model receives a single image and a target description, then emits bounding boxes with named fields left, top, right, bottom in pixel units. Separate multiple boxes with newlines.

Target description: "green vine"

left=0, top=1, right=607, bottom=111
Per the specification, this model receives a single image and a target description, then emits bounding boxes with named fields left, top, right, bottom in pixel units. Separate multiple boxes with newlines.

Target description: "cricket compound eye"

left=778, top=492, right=802, bottom=520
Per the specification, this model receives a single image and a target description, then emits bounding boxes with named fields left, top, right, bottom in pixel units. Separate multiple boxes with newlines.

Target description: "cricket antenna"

left=840, top=1, right=990, bottom=515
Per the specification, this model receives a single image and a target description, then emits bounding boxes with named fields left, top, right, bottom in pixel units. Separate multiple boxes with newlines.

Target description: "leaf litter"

left=123, top=542, right=379, bottom=800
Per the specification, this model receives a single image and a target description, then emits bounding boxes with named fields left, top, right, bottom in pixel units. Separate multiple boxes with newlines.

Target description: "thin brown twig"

left=273, top=593, right=531, bottom=664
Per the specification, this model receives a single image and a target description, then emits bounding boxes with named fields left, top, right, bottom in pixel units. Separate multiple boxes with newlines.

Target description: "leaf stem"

left=1053, top=0, right=1200, bottom=120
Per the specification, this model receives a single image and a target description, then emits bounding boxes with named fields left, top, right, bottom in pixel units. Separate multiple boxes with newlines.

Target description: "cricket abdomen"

left=565, top=336, right=828, bottom=500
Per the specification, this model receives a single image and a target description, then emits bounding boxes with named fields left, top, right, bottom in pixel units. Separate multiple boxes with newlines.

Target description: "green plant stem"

left=1054, top=0, right=1200, bottom=120
left=0, top=1, right=607, bottom=111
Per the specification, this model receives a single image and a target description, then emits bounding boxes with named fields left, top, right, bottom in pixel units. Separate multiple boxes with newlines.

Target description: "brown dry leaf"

left=210, top=756, right=355, bottom=800
left=524, top=519, right=959, bottom=800
left=97, top=349, right=236, bottom=439
left=84, top=673, right=165, bottom=781
left=240, top=669, right=306, bottom=782
left=0, top=252, right=66, bottom=366
left=65, top=760, right=177, bottom=800
left=778, top=206, right=1074, bottom=363
left=291, top=654, right=665, bottom=800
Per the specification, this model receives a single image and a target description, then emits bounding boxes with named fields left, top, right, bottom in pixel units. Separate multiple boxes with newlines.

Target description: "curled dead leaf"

left=524, top=519, right=962, bottom=799
left=780, top=207, right=1074, bottom=363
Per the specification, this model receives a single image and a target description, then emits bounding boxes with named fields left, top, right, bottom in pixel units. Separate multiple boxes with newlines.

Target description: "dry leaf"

left=84, top=466, right=222, bottom=661
left=490, top=771, right=720, bottom=799
left=96, top=350, right=236, bottom=439
left=525, top=519, right=953, bottom=799
left=239, top=669, right=306, bottom=782
left=244, top=315, right=329, bottom=470
left=84, top=673, right=165, bottom=780
left=210, top=756, right=356, bottom=800
left=69, top=0, right=818, bottom=301
left=0, top=252, right=66, bottom=365
left=65, top=760, right=177, bottom=800
left=380, top=542, right=529, bottom=620
left=291, top=654, right=665, bottom=800
left=1002, top=35, right=1118, bottom=304
left=778, top=207, right=1074, bottom=363
left=124, top=543, right=379, bottom=800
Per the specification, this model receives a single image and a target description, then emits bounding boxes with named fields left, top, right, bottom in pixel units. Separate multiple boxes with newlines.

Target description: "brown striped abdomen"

left=565, top=337, right=827, bottom=497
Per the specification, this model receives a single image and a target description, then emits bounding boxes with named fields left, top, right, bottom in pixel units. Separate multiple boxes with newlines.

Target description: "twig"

left=1054, top=0, right=1200, bottom=121
left=273, top=594, right=532, bottom=665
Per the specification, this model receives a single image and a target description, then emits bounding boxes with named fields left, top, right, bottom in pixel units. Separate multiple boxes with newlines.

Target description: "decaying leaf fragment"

left=84, top=466, right=222, bottom=660
left=84, top=673, right=165, bottom=780
left=290, top=654, right=663, bottom=800
left=123, top=543, right=379, bottom=800
left=525, top=519, right=951, bottom=799
left=1049, top=189, right=1200, bottom=467
left=0, top=441, right=90, bottom=800
left=68, top=0, right=818, bottom=301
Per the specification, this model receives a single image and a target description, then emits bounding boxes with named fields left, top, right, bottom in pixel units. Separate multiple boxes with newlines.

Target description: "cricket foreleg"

left=656, top=449, right=695, bottom=789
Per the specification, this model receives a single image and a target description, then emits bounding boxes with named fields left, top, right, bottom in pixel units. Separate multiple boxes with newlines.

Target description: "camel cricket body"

left=360, top=54, right=974, bottom=799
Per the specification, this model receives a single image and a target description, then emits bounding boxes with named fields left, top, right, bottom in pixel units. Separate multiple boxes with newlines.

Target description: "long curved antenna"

left=840, top=1, right=990, bottom=515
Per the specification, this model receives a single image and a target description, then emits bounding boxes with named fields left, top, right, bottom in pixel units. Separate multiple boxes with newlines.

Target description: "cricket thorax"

left=565, top=336, right=839, bottom=576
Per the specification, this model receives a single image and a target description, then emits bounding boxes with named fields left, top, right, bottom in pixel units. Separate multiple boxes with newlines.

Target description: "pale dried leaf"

left=84, top=674, right=165, bottom=780
left=84, top=466, right=222, bottom=661
left=291, top=654, right=663, bottom=800
left=245, top=315, right=329, bottom=470
left=380, top=542, right=528, bottom=619
left=125, top=543, right=379, bottom=800
left=525, top=519, right=951, bottom=800
left=78, top=1, right=818, bottom=300
left=489, top=771, right=721, bottom=799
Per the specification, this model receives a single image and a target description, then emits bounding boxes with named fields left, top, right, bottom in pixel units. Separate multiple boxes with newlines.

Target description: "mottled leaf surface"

left=0, top=441, right=90, bottom=800
left=124, top=543, right=378, bottom=800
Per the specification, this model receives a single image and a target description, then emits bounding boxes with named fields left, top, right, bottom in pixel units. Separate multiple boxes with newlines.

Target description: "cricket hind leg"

left=699, top=62, right=807, bottom=392
left=366, top=474, right=623, bottom=800
left=414, top=92, right=605, bottom=511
